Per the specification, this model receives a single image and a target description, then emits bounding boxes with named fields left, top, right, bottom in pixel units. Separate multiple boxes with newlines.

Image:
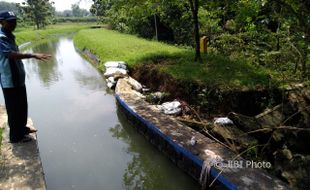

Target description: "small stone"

left=281, top=148, right=293, bottom=160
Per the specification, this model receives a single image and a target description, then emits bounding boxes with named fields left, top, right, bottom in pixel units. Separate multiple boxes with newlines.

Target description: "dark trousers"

left=2, top=86, right=28, bottom=141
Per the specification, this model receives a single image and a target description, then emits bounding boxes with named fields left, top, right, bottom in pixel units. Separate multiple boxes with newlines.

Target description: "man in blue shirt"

left=0, top=11, right=51, bottom=143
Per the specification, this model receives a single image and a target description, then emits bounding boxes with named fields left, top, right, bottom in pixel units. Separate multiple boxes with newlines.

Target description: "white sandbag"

left=107, top=77, right=115, bottom=83
left=104, top=68, right=127, bottom=77
left=214, top=117, right=234, bottom=125
left=107, top=82, right=115, bottom=89
left=126, top=77, right=143, bottom=92
left=113, top=72, right=128, bottom=80
left=104, top=61, right=127, bottom=70
left=106, top=77, right=117, bottom=89
left=157, top=100, right=182, bottom=115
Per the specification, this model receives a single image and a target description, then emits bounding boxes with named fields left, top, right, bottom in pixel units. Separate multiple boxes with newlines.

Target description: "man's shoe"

left=25, top=126, right=37, bottom=134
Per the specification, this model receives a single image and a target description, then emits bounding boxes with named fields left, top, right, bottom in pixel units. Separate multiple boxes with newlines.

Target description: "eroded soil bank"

left=131, top=63, right=282, bottom=116
left=131, top=63, right=310, bottom=189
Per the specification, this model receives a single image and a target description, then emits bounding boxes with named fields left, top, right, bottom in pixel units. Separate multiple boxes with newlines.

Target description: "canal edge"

left=114, top=78, right=291, bottom=190
left=0, top=105, right=47, bottom=190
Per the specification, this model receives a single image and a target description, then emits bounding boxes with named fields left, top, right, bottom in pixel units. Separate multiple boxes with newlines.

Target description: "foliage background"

left=91, top=0, right=309, bottom=80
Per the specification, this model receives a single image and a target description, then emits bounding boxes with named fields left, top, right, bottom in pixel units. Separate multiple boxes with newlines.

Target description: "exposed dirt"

left=131, top=63, right=282, bottom=116
left=131, top=63, right=310, bottom=189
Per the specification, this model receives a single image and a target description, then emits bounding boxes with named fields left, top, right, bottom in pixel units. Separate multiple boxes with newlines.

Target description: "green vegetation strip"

left=15, top=23, right=93, bottom=45
left=74, top=28, right=187, bottom=67
left=74, top=28, right=274, bottom=89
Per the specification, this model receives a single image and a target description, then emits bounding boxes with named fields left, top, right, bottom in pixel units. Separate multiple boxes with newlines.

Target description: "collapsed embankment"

left=131, top=63, right=310, bottom=189
left=73, top=28, right=309, bottom=189
left=131, top=63, right=283, bottom=116
left=80, top=49, right=309, bottom=189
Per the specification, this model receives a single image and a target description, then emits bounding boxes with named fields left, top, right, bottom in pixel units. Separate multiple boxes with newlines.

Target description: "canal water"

left=0, top=38, right=200, bottom=190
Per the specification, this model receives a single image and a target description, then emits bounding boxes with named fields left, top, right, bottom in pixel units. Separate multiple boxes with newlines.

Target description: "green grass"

left=55, top=16, right=97, bottom=23
left=74, top=29, right=188, bottom=67
left=14, top=23, right=94, bottom=45
left=161, top=54, right=274, bottom=89
left=74, top=28, right=276, bottom=90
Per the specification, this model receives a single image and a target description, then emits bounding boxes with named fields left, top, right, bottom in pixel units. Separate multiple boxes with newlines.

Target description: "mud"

left=131, top=63, right=282, bottom=116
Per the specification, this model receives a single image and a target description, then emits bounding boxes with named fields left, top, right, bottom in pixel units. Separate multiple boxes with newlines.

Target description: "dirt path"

left=0, top=106, right=46, bottom=190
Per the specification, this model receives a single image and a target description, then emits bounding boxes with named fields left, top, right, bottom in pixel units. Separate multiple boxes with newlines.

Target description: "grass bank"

left=15, top=23, right=94, bottom=45
left=74, top=28, right=276, bottom=90
left=74, top=29, right=187, bottom=66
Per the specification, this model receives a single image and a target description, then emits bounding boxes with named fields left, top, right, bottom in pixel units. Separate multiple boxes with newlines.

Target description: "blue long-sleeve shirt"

left=0, top=27, right=25, bottom=88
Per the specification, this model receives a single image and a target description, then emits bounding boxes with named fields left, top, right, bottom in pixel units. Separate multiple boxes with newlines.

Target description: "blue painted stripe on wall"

left=115, top=94, right=239, bottom=190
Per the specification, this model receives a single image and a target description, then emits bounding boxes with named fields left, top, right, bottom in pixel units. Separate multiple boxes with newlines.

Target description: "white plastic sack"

left=214, top=117, right=234, bottom=125
left=104, top=61, right=127, bottom=70
left=107, top=77, right=115, bottom=83
left=104, top=68, right=127, bottom=77
left=106, top=77, right=116, bottom=89
left=107, top=82, right=115, bottom=89
left=157, top=100, right=182, bottom=115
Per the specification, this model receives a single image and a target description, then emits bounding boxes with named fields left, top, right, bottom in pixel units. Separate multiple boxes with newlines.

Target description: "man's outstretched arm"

left=8, top=51, right=51, bottom=61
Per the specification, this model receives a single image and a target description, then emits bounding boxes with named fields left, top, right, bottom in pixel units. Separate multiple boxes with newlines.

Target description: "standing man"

left=0, top=11, right=51, bottom=143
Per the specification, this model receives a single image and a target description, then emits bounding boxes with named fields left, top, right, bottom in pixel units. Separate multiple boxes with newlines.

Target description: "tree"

left=91, top=0, right=203, bottom=62
left=72, top=4, right=81, bottom=17
left=276, top=0, right=310, bottom=76
left=253, top=0, right=310, bottom=76
left=17, top=0, right=55, bottom=29
left=55, top=10, right=73, bottom=17
left=90, top=0, right=113, bottom=17
left=71, top=3, right=89, bottom=17
left=89, top=0, right=309, bottom=72
left=188, top=0, right=201, bottom=62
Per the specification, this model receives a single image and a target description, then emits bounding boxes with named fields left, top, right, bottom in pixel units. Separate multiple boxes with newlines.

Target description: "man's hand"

left=32, top=53, right=52, bottom=61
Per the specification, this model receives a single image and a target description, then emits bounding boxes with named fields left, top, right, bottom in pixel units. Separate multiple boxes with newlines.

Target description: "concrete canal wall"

left=115, top=78, right=291, bottom=190
left=0, top=106, right=46, bottom=190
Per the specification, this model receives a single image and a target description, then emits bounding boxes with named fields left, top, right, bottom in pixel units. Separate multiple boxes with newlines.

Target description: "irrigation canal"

left=0, top=37, right=200, bottom=190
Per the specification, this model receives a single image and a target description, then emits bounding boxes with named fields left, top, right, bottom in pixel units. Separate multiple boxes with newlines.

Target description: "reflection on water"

left=24, top=40, right=63, bottom=88
left=112, top=109, right=200, bottom=190
left=0, top=37, right=200, bottom=190
left=72, top=69, right=106, bottom=91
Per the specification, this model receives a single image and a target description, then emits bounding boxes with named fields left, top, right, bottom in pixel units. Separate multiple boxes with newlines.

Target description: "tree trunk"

left=188, top=0, right=202, bottom=63
left=302, top=35, right=309, bottom=77
left=36, top=20, right=40, bottom=29
left=154, top=14, right=158, bottom=41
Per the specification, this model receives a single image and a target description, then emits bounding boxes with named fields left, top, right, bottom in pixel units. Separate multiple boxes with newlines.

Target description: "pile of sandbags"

left=105, top=61, right=182, bottom=115
left=104, top=61, right=128, bottom=88
left=103, top=61, right=144, bottom=92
